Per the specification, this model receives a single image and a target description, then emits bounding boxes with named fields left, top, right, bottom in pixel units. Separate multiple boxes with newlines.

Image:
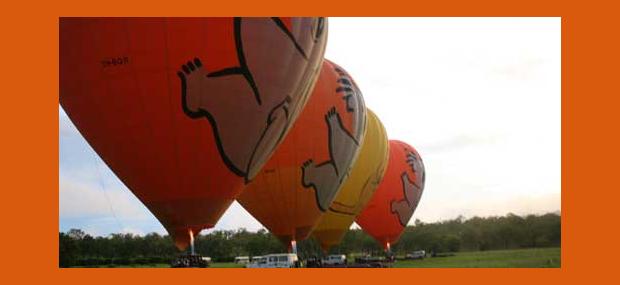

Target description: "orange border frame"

left=3, top=0, right=615, bottom=283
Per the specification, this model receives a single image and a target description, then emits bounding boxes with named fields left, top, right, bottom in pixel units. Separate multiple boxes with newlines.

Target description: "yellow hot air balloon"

left=311, top=109, right=389, bottom=251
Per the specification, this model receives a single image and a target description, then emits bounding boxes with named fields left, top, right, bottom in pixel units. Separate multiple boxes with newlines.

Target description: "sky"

left=59, top=17, right=561, bottom=236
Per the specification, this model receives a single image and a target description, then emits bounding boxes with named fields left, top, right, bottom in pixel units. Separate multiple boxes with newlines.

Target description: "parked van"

left=406, top=250, right=426, bottom=260
left=246, top=254, right=299, bottom=268
left=246, top=256, right=265, bottom=268
left=322, top=254, right=347, bottom=266
left=235, top=256, right=250, bottom=264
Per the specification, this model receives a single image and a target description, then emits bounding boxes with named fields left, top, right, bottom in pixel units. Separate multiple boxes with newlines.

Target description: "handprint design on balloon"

left=178, top=17, right=326, bottom=182
left=301, top=64, right=366, bottom=211
left=391, top=150, right=426, bottom=227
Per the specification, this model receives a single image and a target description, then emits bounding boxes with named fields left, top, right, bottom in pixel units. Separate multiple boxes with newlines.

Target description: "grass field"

left=70, top=248, right=560, bottom=268
left=209, top=262, right=245, bottom=268
left=392, top=248, right=560, bottom=268
left=71, top=262, right=244, bottom=268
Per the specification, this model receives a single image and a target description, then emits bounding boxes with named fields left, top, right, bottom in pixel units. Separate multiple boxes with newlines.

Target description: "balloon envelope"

left=60, top=17, right=327, bottom=249
left=356, top=140, right=426, bottom=250
left=238, top=60, right=366, bottom=246
left=311, top=109, right=389, bottom=251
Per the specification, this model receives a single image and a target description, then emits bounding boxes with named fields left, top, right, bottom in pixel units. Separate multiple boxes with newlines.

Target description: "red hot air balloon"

left=356, top=140, right=426, bottom=251
left=238, top=60, right=367, bottom=250
left=60, top=17, right=327, bottom=250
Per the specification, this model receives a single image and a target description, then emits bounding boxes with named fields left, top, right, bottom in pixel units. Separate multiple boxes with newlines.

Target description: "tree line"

left=60, top=212, right=560, bottom=267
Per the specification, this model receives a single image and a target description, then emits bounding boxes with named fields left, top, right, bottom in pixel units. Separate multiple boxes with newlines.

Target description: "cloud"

left=59, top=177, right=151, bottom=221
left=414, top=192, right=561, bottom=223
left=59, top=116, right=75, bottom=138
left=491, top=57, right=546, bottom=81
left=211, top=201, right=265, bottom=232
left=420, top=134, right=502, bottom=154
left=59, top=106, right=77, bottom=138
left=118, top=226, right=146, bottom=236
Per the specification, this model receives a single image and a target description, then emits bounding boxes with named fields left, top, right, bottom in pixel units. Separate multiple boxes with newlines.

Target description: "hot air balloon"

left=237, top=60, right=366, bottom=251
left=311, top=109, right=389, bottom=251
left=59, top=17, right=327, bottom=250
left=356, top=140, right=426, bottom=251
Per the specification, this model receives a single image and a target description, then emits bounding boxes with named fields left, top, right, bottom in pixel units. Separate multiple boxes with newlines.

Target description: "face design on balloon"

left=301, top=66, right=365, bottom=211
left=178, top=17, right=326, bottom=182
left=391, top=150, right=426, bottom=227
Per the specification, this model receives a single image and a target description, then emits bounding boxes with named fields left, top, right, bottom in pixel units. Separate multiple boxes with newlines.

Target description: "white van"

left=322, top=254, right=347, bottom=266
left=246, top=254, right=298, bottom=268
left=246, top=256, right=265, bottom=268
left=406, top=250, right=426, bottom=260
left=234, top=256, right=250, bottom=264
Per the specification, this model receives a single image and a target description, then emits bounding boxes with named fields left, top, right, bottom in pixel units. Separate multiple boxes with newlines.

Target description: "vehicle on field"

left=353, top=255, right=389, bottom=268
left=235, top=256, right=250, bottom=264
left=406, top=250, right=426, bottom=260
left=305, top=256, right=322, bottom=268
left=246, top=256, right=266, bottom=268
left=246, top=254, right=299, bottom=268
left=322, top=254, right=347, bottom=266
left=170, top=254, right=210, bottom=268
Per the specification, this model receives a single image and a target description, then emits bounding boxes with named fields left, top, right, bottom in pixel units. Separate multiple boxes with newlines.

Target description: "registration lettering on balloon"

left=301, top=66, right=366, bottom=211
left=391, top=150, right=426, bottom=227
left=101, top=56, right=129, bottom=68
left=178, top=17, right=325, bottom=182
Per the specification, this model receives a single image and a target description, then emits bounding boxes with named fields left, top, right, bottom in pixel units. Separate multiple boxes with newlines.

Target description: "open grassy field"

left=71, top=262, right=244, bottom=268
left=70, top=248, right=560, bottom=268
left=392, top=247, right=560, bottom=268
left=209, top=262, right=245, bottom=268
left=80, top=262, right=246, bottom=268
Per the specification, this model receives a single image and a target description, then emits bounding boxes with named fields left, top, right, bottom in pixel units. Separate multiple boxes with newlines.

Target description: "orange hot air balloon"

left=356, top=140, right=426, bottom=251
left=60, top=17, right=327, bottom=250
left=238, top=60, right=367, bottom=248
left=311, top=109, right=389, bottom=251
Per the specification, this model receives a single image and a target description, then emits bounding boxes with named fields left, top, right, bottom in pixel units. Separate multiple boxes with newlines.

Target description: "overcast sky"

left=59, top=17, right=561, bottom=236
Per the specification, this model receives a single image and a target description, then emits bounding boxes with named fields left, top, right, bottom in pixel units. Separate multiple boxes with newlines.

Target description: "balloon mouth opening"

left=171, top=224, right=213, bottom=251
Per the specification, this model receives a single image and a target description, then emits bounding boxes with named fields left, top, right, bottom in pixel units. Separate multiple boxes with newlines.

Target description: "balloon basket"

left=170, top=253, right=210, bottom=268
